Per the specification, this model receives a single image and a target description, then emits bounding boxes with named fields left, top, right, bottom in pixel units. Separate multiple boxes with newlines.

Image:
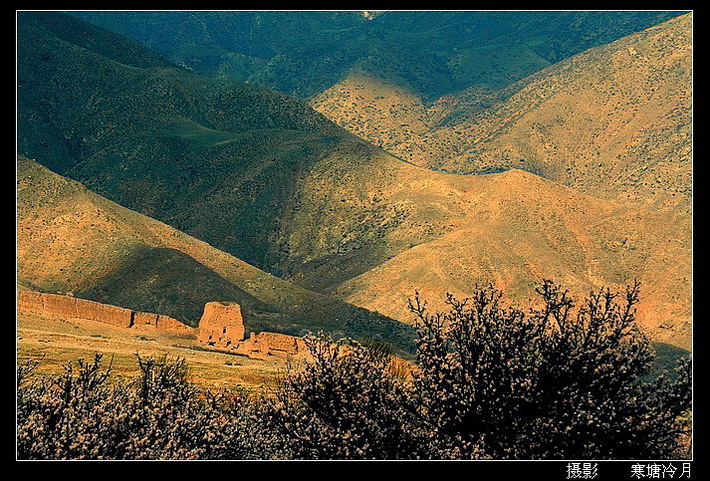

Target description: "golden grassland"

left=17, top=310, right=291, bottom=393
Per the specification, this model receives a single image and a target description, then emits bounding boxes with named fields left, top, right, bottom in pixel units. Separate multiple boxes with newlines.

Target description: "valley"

left=17, top=11, right=692, bottom=388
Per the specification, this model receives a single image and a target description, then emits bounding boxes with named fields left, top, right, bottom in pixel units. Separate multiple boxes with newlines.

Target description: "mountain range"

left=17, top=11, right=692, bottom=355
left=67, top=10, right=685, bottom=99
left=312, top=14, right=692, bottom=212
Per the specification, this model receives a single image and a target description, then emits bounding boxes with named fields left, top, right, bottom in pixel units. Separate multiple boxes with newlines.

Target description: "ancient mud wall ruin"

left=197, top=301, right=307, bottom=359
left=239, top=331, right=307, bottom=359
left=18, top=290, right=307, bottom=359
left=17, top=290, right=192, bottom=333
left=197, top=302, right=245, bottom=348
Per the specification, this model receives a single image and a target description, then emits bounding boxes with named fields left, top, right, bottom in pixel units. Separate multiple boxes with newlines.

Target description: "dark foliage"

left=407, top=281, right=691, bottom=459
left=69, top=11, right=685, bottom=99
left=268, top=281, right=691, bottom=460
left=260, top=335, right=427, bottom=459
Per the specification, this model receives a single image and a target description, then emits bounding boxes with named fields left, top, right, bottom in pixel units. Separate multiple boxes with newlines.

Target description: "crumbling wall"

left=197, top=302, right=245, bottom=348
left=238, top=331, right=306, bottom=358
left=41, top=293, right=80, bottom=321
left=80, top=298, right=133, bottom=328
left=156, top=314, right=192, bottom=332
left=17, top=290, right=45, bottom=314
left=196, top=301, right=307, bottom=359
left=133, top=311, right=159, bottom=327
left=17, top=290, right=191, bottom=333
left=18, top=290, right=306, bottom=359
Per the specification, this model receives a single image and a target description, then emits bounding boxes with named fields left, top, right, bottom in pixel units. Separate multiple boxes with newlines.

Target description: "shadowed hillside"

left=18, top=11, right=353, bottom=274
left=69, top=10, right=685, bottom=100
left=17, top=11, right=501, bottom=287
left=17, top=156, right=416, bottom=352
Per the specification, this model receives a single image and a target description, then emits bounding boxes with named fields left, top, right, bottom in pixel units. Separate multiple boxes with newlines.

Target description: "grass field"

left=17, top=310, right=294, bottom=394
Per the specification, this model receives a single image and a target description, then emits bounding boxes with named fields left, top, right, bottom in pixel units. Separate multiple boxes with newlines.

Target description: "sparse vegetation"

left=16, top=11, right=692, bottom=462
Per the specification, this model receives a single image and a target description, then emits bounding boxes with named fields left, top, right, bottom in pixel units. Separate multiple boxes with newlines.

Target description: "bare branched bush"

left=261, top=334, right=428, bottom=459
left=408, top=280, right=692, bottom=459
left=16, top=353, right=282, bottom=460
left=16, top=281, right=691, bottom=460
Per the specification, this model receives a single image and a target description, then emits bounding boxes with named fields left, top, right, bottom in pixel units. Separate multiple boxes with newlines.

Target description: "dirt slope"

left=312, top=14, right=692, bottom=211
left=331, top=169, right=691, bottom=350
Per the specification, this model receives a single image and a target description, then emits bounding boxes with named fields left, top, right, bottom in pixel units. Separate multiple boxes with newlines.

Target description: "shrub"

left=16, top=353, right=281, bottom=460
left=408, top=280, right=692, bottom=459
left=266, top=281, right=691, bottom=460
left=261, top=334, right=428, bottom=459
left=16, top=281, right=692, bottom=460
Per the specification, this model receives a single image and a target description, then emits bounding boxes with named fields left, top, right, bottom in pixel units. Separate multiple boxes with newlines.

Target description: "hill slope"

left=338, top=14, right=692, bottom=211
left=17, top=12, right=691, bottom=351
left=433, top=14, right=692, bottom=211
left=17, top=156, right=416, bottom=352
left=330, top=169, right=691, bottom=350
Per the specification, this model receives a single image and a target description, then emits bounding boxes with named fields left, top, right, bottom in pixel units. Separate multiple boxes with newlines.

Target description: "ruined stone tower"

left=197, top=301, right=245, bottom=348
